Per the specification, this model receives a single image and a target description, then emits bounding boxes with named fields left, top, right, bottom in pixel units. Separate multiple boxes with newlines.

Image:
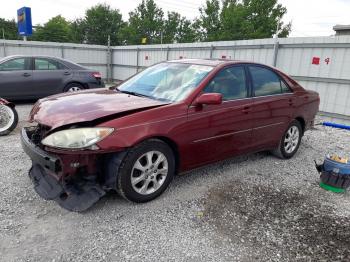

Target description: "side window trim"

left=29, top=57, right=34, bottom=71
left=243, top=65, right=253, bottom=98
left=247, top=64, right=293, bottom=97
left=202, top=64, right=250, bottom=102
left=279, top=77, right=293, bottom=93
left=51, top=58, right=68, bottom=70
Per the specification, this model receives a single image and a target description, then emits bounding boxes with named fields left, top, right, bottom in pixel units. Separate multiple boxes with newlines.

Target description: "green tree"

left=163, top=12, right=197, bottom=44
left=196, top=0, right=291, bottom=41
left=83, top=4, right=125, bottom=45
left=196, top=0, right=222, bottom=41
left=32, top=15, right=72, bottom=42
left=70, top=18, right=86, bottom=43
left=123, top=0, right=164, bottom=45
left=242, top=0, right=291, bottom=39
left=0, top=18, right=20, bottom=40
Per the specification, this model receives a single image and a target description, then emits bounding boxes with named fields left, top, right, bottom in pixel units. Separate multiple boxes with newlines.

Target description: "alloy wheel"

left=0, top=105, right=15, bottom=133
left=131, top=151, right=169, bottom=195
left=68, top=86, right=82, bottom=92
left=284, top=126, right=300, bottom=154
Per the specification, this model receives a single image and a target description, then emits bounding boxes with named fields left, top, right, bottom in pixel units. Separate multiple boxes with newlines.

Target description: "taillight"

left=92, top=72, right=102, bottom=79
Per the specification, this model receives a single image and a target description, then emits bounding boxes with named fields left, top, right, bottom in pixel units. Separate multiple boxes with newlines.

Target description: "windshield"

left=117, top=62, right=213, bottom=102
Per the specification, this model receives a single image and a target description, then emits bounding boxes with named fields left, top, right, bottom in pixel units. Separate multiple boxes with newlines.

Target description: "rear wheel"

left=64, top=83, right=84, bottom=92
left=116, top=139, right=175, bottom=203
left=273, top=120, right=302, bottom=159
left=0, top=105, right=18, bottom=136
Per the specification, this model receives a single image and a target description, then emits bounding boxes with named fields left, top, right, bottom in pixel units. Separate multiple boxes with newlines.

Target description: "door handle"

left=63, top=71, right=71, bottom=75
left=22, top=73, right=31, bottom=77
left=288, top=98, right=294, bottom=106
left=303, top=95, right=309, bottom=101
left=241, top=106, right=251, bottom=114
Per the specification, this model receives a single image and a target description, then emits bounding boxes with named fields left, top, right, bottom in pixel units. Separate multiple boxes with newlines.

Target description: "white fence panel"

left=1, top=37, right=350, bottom=118
left=0, top=40, right=108, bottom=78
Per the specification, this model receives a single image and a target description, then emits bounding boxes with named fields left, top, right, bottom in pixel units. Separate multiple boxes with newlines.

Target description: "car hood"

left=30, top=89, right=168, bottom=129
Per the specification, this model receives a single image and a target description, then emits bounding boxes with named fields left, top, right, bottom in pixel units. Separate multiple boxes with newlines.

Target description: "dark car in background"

left=0, top=55, right=104, bottom=100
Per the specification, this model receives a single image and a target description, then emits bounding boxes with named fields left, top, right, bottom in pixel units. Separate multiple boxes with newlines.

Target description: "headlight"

left=41, top=127, right=114, bottom=150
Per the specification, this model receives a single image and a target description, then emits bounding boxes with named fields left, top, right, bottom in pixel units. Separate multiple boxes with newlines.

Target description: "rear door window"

left=203, top=66, right=248, bottom=101
left=34, top=58, right=67, bottom=70
left=249, top=66, right=291, bottom=97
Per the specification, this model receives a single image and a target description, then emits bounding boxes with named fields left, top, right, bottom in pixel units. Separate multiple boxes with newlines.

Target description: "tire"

left=273, top=120, right=302, bottom=159
left=64, top=83, right=84, bottom=92
left=0, top=105, right=18, bottom=136
left=116, top=139, right=175, bottom=203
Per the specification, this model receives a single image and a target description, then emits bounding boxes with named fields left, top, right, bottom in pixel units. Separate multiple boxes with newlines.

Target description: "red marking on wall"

left=221, top=55, right=227, bottom=59
left=312, top=57, right=320, bottom=65
left=325, top=57, right=330, bottom=65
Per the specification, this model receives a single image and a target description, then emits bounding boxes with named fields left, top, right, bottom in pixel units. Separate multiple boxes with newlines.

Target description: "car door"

left=184, top=65, right=254, bottom=169
left=32, top=57, right=72, bottom=97
left=0, top=57, right=33, bottom=99
left=248, top=65, right=295, bottom=150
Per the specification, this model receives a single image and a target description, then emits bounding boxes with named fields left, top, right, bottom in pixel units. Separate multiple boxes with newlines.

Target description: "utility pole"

left=2, top=28, right=4, bottom=39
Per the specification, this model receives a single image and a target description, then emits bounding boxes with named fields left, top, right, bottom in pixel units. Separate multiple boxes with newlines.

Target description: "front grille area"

left=28, top=124, right=51, bottom=145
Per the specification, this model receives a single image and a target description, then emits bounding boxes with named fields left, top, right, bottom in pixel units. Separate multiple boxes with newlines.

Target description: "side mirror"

left=194, top=93, right=222, bottom=106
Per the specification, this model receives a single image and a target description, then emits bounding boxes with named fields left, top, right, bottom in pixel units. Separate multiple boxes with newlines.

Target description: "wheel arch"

left=63, top=81, right=87, bottom=91
left=150, top=136, right=180, bottom=174
left=295, top=116, right=306, bottom=134
left=0, top=98, right=15, bottom=108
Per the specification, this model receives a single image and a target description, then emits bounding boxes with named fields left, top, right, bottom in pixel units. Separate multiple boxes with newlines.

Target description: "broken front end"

left=21, top=125, right=125, bottom=212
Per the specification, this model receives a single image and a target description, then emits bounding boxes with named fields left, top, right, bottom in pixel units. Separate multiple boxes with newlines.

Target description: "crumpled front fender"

left=0, top=98, right=15, bottom=108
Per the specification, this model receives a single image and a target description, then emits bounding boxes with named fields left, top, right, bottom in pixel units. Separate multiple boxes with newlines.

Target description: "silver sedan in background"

left=0, top=55, right=104, bottom=100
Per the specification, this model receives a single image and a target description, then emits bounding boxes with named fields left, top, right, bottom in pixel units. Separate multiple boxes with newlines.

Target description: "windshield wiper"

left=116, top=88, right=171, bottom=103
left=116, top=88, right=147, bottom=97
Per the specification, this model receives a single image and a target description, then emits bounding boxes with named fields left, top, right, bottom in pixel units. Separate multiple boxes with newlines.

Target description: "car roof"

left=168, top=58, right=283, bottom=72
left=2, top=55, right=62, bottom=59
left=167, top=58, right=267, bottom=67
left=0, top=55, right=87, bottom=70
left=168, top=59, right=231, bottom=67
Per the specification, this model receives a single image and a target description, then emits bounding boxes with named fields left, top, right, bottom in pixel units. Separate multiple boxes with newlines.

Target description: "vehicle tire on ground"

left=273, top=120, right=302, bottom=159
left=64, top=83, right=84, bottom=92
left=115, top=139, right=175, bottom=203
left=0, top=105, right=18, bottom=136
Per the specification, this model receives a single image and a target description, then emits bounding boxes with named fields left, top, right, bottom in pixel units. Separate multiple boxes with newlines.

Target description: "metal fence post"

left=61, top=45, right=64, bottom=58
left=166, top=46, right=170, bottom=61
left=210, top=45, right=214, bottom=59
left=272, top=40, right=279, bottom=67
left=106, top=35, right=111, bottom=83
left=2, top=41, right=6, bottom=57
left=110, top=47, right=114, bottom=82
left=136, top=47, right=140, bottom=72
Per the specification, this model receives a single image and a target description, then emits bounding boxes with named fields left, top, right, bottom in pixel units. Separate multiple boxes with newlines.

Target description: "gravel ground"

left=1, top=103, right=349, bottom=262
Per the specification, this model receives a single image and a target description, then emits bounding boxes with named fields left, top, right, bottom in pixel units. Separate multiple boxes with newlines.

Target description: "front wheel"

left=0, top=105, right=18, bottom=136
left=273, top=120, right=302, bottom=159
left=116, top=139, right=175, bottom=203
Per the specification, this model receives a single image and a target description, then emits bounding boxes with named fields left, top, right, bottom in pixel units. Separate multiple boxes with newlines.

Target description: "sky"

left=0, top=0, right=349, bottom=37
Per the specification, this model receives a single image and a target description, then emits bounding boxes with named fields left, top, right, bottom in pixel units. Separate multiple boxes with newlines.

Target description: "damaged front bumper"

left=21, top=127, right=106, bottom=212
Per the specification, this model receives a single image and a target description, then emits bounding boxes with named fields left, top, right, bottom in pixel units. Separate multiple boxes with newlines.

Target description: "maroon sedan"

left=21, top=59, right=320, bottom=211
